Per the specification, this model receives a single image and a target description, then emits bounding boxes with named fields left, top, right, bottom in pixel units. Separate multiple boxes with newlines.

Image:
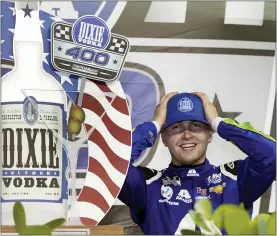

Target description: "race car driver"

left=118, top=92, right=276, bottom=235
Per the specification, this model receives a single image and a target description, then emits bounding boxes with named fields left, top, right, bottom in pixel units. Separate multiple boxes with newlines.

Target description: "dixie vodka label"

left=1, top=97, right=67, bottom=203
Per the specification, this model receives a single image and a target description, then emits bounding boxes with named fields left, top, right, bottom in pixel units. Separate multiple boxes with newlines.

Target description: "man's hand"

left=153, top=92, right=178, bottom=128
left=192, top=92, right=219, bottom=125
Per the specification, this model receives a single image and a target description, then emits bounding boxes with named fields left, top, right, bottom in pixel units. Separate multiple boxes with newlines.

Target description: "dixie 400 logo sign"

left=51, top=15, right=130, bottom=82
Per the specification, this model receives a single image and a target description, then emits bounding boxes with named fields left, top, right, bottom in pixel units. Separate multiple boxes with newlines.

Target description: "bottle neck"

left=13, top=41, right=43, bottom=73
left=13, top=8, right=44, bottom=74
left=13, top=9, right=42, bottom=43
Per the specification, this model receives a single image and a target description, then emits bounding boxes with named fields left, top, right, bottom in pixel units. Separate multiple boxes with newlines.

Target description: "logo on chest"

left=196, top=187, right=211, bottom=200
left=176, top=189, right=193, bottom=203
left=187, top=169, right=199, bottom=177
left=162, top=176, right=181, bottom=186
left=206, top=173, right=222, bottom=185
left=161, top=185, right=173, bottom=199
left=159, top=185, right=179, bottom=206
left=209, top=182, right=226, bottom=194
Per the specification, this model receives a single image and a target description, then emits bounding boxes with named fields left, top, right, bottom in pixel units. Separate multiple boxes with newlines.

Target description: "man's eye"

left=192, top=123, right=201, bottom=128
left=172, top=125, right=180, bottom=130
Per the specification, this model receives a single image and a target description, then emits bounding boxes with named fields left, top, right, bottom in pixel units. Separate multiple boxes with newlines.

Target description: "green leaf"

left=189, top=210, right=210, bottom=233
left=257, top=218, right=268, bottom=235
left=250, top=213, right=271, bottom=235
left=212, top=205, right=226, bottom=229
left=239, top=202, right=245, bottom=209
left=13, top=202, right=26, bottom=233
left=181, top=229, right=202, bottom=235
left=21, top=226, right=52, bottom=235
left=253, top=213, right=271, bottom=225
left=44, top=218, right=65, bottom=231
left=268, top=212, right=276, bottom=235
left=224, top=207, right=251, bottom=235
left=212, top=204, right=250, bottom=234
left=194, top=199, right=212, bottom=220
left=252, top=213, right=270, bottom=235
left=238, top=222, right=257, bottom=235
left=189, top=210, right=197, bottom=221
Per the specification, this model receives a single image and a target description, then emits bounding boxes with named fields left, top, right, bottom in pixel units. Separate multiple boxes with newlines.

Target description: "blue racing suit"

left=118, top=117, right=276, bottom=235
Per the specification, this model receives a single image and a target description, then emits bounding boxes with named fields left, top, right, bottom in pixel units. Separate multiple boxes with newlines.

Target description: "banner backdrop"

left=1, top=1, right=276, bottom=234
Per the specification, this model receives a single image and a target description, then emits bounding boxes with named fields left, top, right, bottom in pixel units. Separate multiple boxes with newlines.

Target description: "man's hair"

left=161, top=121, right=213, bottom=134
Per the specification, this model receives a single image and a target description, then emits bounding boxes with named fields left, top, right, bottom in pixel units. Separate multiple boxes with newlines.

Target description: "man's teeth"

left=181, top=144, right=196, bottom=148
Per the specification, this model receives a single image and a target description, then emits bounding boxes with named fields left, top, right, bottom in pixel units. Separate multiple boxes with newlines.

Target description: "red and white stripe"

left=68, top=80, right=132, bottom=225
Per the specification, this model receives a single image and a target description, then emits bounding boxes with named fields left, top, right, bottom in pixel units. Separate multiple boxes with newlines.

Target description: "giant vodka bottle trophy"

left=1, top=2, right=68, bottom=225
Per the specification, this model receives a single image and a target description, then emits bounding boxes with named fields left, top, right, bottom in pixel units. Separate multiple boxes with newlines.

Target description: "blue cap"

left=163, top=93, right=209, bottom=129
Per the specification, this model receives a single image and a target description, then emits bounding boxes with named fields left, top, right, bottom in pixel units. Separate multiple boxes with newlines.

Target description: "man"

left=118, top=92, right=276, bottom=235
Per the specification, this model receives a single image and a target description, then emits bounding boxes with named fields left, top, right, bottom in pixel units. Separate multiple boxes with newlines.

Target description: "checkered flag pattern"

left=107, top=37, right=128, bottom=54
left=54, top=24, right=72, bottom=41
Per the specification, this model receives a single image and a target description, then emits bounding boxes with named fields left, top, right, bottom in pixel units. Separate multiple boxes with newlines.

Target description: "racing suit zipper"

left=191, top=178, right=198, bottom=232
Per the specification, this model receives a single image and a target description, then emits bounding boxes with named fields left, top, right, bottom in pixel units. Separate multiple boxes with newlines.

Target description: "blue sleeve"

left=217, top=118, right=276, bottom=206
left=118, top=121, right=158, bottom=224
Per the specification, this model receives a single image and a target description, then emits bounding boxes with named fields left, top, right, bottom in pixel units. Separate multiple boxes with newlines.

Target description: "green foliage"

left=13, top=201, right=66, bottom=235
left=194, top=199, right=212, bottom=220
left=181, top=200, right=276, bottom=235
left=189, top=210, right=210, bottom=233
left=13, top=202, right=26, bottom=233
left=268, top=212, right=276, bottom=235
left=181, top=229, right=202, bottom=235
left=213, top=204, right=251, bottom=234
left=44, top=218, right=66, bottom=230
left=20, top=226, right=52, bottom=235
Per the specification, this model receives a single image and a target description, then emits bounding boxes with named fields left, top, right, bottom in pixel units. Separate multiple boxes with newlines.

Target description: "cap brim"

left=162, top=114, right=210, bottom=129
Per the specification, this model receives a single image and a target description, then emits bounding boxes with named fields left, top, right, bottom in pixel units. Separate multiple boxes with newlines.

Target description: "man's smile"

left=180, top=143, right=197, bottom=151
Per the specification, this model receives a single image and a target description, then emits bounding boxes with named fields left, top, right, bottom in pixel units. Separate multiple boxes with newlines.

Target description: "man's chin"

left=178, top=155, right=204, bottom=166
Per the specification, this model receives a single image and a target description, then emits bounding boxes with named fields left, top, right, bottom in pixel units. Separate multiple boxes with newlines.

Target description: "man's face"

left=161, top=120, right=213, bottom=166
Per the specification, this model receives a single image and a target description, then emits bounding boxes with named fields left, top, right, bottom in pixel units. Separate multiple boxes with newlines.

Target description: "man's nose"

left=181, top=129, right=193, bottom=139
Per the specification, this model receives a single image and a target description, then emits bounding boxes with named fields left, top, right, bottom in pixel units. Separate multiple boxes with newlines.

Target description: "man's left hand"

left=192, top=92, right=219, bottom=125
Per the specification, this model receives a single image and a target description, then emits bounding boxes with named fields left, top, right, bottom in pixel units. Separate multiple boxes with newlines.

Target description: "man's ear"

left=161, top=131, right=168, bottom=147
left=208, top=130, right=213, bottom=143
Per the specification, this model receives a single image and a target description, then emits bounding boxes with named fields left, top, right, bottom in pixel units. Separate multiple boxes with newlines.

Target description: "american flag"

left=1, top=1, right=132, bottom=225
left=67, top=79, right=132, bottom=225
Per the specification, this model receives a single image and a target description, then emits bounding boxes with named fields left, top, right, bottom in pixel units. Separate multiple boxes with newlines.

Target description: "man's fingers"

left=191, top=92, right=210, bottom=104
left=159, top=94, right=168, bottom=103
left=160, top=92, right=177, bottom=103
left=160, top=92, right=178, bottom=105
left=191, top=92, right=206, bottom=98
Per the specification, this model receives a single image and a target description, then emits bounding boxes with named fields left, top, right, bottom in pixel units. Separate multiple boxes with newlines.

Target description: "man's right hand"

left=153, top=92, right=178, bottom=128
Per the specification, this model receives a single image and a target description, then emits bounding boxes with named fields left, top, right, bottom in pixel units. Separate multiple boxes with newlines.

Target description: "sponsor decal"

left=196, top=195, right=211, bottom=200
left=227, top=162, right=235, bottom=169
left=178, top=98, right=193, bottom=112
left=196, top=187, right=210, bottom=200
left=187, top=169, right=199, bottom=177
left=206, top=173, right=222, bottom=185
left=176, top=189, right=193, bottom=203
left=162, top=176, right=181, bottom=186
left=209, top=182, right=226, bottom=194
left=149, top=130, right=155, bottom=145
left=196, top=187, right=207, bottom=196
left=158, top=199, right=179, bottom=206
left=159, top=185, right=179, bottom=205
left=161, top=185, right=173, bottom=200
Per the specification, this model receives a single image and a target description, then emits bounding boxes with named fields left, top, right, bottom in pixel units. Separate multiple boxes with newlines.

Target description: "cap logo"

left=178, top=98, right=193, bottom=112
